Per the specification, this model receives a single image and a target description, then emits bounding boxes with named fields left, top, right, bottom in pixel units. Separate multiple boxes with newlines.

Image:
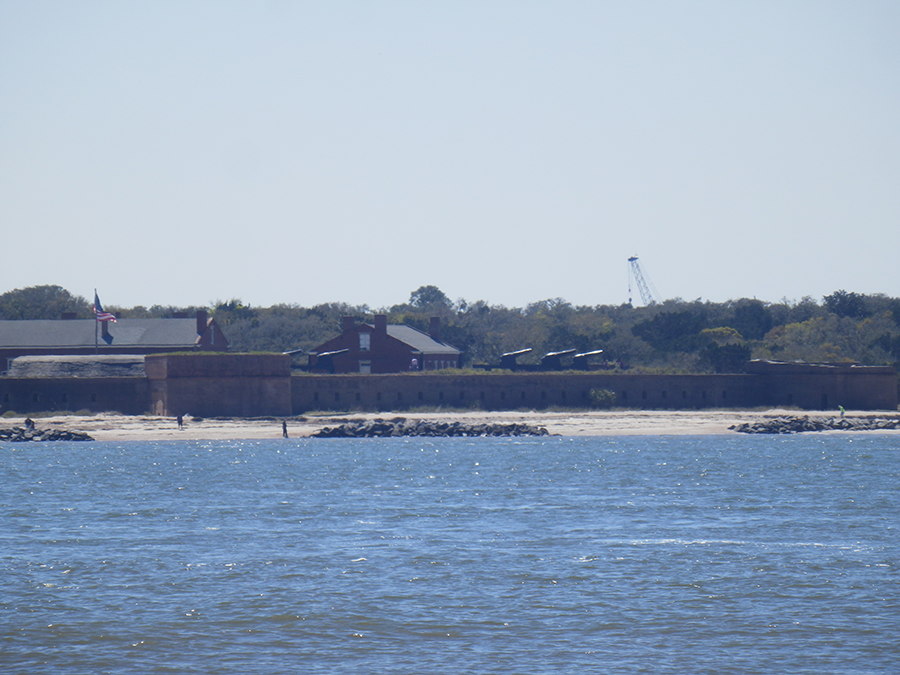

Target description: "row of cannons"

left=306, top=347, right=624, bottom=373
left=475, top=348, right=623, bottom=372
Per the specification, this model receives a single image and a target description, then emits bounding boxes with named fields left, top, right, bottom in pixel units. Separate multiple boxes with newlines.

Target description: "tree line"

left=3, top=284, right=900, bottom=373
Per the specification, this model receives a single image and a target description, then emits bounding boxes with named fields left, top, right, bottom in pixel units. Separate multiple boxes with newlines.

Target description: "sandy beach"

left=3, top=408, right=898, bottom=442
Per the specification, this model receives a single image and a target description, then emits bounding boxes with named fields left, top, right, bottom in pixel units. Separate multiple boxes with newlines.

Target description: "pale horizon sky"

left=2, top=1, right=898, bottom=311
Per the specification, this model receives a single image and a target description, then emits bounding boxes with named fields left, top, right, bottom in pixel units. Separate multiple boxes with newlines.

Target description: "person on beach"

left=282, top=420, right=288, bottom=438
left=25, top=418, right=35, bottom=431
left=177, top=414, right=183, bottom=430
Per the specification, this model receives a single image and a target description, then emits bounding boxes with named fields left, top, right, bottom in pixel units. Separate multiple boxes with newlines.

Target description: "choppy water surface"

left=2, top=435, right=898, bottom=674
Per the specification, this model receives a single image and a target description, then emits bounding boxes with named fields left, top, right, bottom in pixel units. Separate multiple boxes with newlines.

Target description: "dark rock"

left=311, top=419, right=552, bottom=438
left=0, top=426, right=94, bottom=442
left=733, top=415, right=900, bottom=435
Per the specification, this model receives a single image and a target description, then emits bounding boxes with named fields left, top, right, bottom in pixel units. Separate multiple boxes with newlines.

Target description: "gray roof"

left=0, top=319, right=203, bottom=349
left=383, top=325, right=460, bottom=355
left=7, top=355, right=146, bottom=378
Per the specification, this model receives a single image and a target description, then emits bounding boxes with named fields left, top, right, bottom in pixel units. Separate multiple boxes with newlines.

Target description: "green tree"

left=0, top=285, right=90, bottom=320
left=409, top=285, right=452, bottom=310
left=731, top=302, right=773, bottom=340
left=823, top=290, right=869, bottom=319
left=631, top=310, right=708, bottom=352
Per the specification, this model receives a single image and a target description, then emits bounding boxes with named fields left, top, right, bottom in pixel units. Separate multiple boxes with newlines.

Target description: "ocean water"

left=1, top=434, right=897, bottom=674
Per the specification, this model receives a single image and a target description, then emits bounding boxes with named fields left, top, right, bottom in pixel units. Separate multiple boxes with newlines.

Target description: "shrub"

left=589, top=388, right=616, bottom=409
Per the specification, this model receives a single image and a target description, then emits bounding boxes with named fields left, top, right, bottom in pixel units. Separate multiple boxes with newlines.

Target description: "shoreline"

left=3, top=409, right=899, bottom=442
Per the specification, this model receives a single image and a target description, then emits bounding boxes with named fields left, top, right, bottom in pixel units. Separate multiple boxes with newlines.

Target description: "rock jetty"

left=311, top=418, right=551, bottom=438
left=732, top=415, right=900, bottom=435
left=0, top=426, right=94, bottom=442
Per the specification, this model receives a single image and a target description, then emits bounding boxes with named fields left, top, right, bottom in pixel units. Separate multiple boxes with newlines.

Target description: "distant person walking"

left=177, top=414, right=183, bottom=430
left=839, top=405, right=845, bottom=417
left=282, top=420, right=288, bottom=438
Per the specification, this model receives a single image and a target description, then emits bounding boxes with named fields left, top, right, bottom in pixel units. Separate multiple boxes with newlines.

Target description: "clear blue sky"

left=2, top=1, right=898, bottom=310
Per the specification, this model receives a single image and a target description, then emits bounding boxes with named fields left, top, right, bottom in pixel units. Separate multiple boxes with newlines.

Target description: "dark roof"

left=7, top=355, right=146, bottom=378
left=383, top=325, right=460, bottom=355
left=0, top=319, right=204, bottom=349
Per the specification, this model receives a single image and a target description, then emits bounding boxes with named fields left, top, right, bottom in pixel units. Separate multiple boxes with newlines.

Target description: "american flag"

left=93, top=291, right=117, bottom=322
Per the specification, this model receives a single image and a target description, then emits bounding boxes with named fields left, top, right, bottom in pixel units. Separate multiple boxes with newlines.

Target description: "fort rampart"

left=290, top=372, right=760, bottom=413
left=0, top=355, right=896, bottom=416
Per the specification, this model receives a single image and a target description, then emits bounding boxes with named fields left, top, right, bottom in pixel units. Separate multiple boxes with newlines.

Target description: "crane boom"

left=628, top=256, right=657, bottom=306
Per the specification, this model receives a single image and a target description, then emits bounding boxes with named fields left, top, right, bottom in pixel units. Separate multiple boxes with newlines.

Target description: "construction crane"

left=628, top=256, right=658, bottom=306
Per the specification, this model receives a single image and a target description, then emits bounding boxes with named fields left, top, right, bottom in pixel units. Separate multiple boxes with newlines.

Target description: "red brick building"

left=309, top=315, right=461, bottom=373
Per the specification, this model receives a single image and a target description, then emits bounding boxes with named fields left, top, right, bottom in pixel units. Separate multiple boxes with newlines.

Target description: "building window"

left=359, top=332, right=370, bottom=351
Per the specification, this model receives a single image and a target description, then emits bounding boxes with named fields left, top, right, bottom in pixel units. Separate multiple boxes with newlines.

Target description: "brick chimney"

left=196, top=309, right=208, bottom=334
left=61, top=312, right=77, bottom=320
left=342, top=316, right=355, bottom=332
left=430, top=316, right=441, bottom=342
left=374, top=315, right=387, bottom=333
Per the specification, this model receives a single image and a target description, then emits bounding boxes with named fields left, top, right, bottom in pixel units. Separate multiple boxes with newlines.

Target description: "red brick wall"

left=145, top=353, right=290, bottom=379
left=0, top=377, right=150, bottom=415
left=291, top=372, right=763, bottom=413
left=146, top=354, right=292, bottom=417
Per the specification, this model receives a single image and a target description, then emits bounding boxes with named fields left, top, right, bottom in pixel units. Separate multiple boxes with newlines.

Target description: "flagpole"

left=94, top=288, right=98, bottom=355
